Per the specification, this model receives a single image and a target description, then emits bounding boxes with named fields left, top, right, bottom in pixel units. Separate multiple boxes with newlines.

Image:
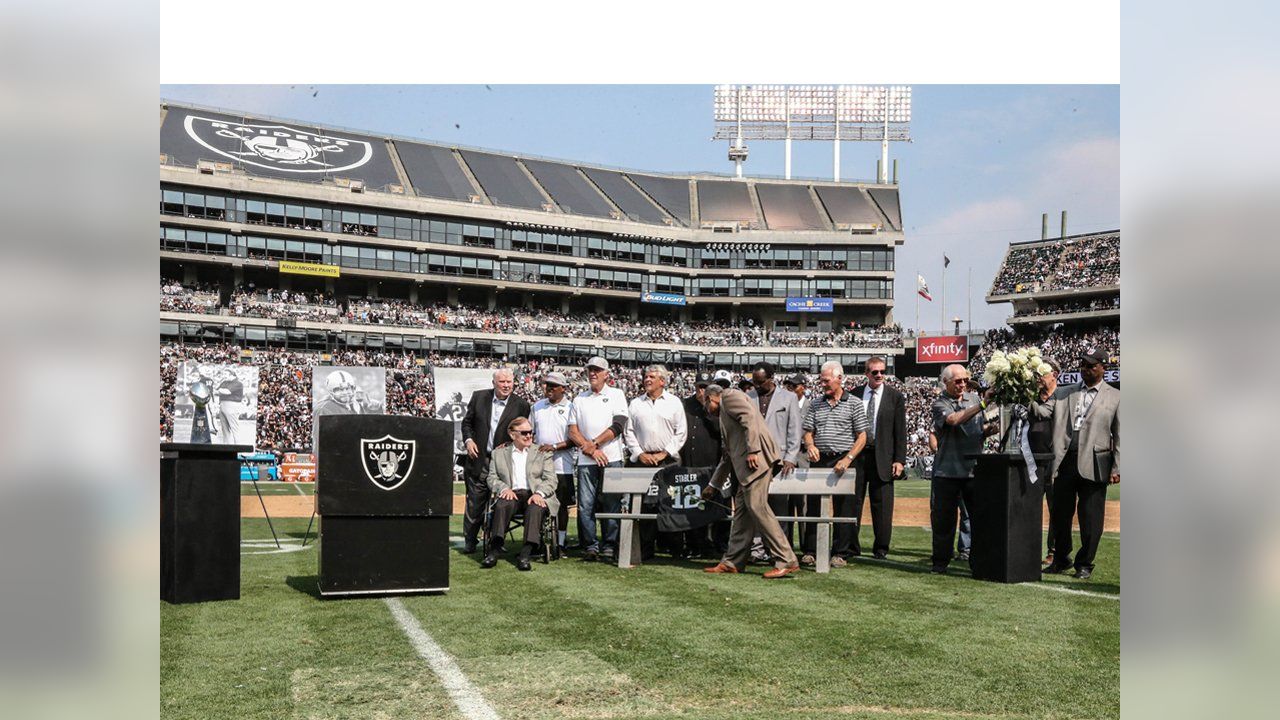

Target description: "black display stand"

left=317, top=415, right=453, bottom=597
left=966, top=453, right=1052, bottom=583
left=160, top=442, right=251, bottom=604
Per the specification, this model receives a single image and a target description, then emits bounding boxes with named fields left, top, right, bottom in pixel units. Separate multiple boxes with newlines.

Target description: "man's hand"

left=891, top=461, right=904, bottom=479
left=639, top=452, right=662, bottom=466
left=465, top=438, right=480, bottom=459
left=702, top=483, right=719, bottom=501
left=807, top=445, right=820, bottom=462
left=747, top=452, right=762, bottom=471
left=780, top=461, right=796, bottom=476
left=1109, top=472, right=1120, bottom=485
left=580, top=440, right=598, bottom=456
left=591, top=449, right=609, bottom=466
left=982, top=386, right=996, bottom=401
left=499, top=488, right=517, bottom=501
left=833, top=456, right=852, bottom=475
left=538, top=443, right=556, bottom=453
left=528, top=493, right=547, bottom=508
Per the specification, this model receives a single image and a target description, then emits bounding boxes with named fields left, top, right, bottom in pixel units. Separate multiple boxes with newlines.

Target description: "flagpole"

left=940, top=254, right=946, bottom=332
left=967, top=266, right=972, bottom=336
left=915, top=268, right=920, bottom=335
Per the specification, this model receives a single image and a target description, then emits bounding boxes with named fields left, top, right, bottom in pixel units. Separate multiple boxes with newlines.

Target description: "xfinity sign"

left=915, top=335, right=969, bottom=364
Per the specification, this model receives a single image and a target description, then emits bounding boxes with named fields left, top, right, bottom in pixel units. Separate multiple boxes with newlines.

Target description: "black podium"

left=160, top=442, right=251, bottom=603
left=317, top=415, right=453, bottom=597
left=966, top=453, right=1052, bottom=583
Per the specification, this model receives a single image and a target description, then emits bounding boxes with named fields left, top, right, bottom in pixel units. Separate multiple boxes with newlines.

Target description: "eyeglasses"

left=953, top=378, right=971, bottom=384
left=868, top=370, right=886, bottom=376
left=514, top=430, right=533, bottom=437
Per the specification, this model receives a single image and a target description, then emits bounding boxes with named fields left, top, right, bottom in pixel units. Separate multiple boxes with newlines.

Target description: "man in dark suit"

left=460, top=368, right=531, bottom=553
left=1034, top=349, right=1120, bottom=580
left=850, top=357, right=908, bottom=559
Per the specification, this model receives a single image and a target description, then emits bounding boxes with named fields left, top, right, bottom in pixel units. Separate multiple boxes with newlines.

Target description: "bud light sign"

left=641, top=291, right=687, bottom=306
left=785, top=297, right=834, bottom=313
left=915, top=335, right=969, bottom=364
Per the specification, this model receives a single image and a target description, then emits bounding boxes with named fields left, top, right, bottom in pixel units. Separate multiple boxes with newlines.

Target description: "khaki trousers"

left=723, top=471, right=798, bottom=570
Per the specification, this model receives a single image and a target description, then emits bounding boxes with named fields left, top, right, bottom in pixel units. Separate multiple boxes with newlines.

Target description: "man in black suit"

left=849, top=357, right=907, bottom=559
left=460, top=367, right=531, bottom=553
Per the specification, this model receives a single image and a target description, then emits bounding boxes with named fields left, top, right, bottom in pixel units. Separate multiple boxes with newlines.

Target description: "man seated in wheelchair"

left=482, top=416, right=560, bottom=570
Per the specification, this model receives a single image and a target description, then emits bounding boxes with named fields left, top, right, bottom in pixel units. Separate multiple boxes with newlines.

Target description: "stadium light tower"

left=713, top=85, right=912, bottom=182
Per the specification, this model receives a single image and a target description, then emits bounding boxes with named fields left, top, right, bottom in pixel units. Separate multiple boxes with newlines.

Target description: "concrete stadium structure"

left=160, top=101, right=906, bottom=371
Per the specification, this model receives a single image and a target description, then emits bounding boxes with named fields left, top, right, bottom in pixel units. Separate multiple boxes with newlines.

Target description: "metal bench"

left=597, top=466, right=858, bottom=573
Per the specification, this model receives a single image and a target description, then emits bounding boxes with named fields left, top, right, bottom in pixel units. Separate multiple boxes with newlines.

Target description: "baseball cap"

left=695, top=372, right=712, bottom=388
left=585, top=356, right=610, bottom=370
left=543, top=371, right=568, bottom=386
left=783, top=373, right=808, bottom=387
left=711, top=369, right=734, bottom=388
left=1080, top=349, right=1107, bottom=366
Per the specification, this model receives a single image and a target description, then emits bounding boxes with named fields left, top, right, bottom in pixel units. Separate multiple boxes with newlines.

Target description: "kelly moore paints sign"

left=640, top=291, right=687, bottom=306
left=785, top=297, right=834, bottom=313
left=915, top=335, right=969, bottom=364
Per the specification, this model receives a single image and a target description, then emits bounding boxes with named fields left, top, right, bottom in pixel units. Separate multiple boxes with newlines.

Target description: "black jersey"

left=653, top=465, right=726, bottom=533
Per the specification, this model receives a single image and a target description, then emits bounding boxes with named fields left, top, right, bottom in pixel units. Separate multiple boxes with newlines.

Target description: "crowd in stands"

left=988, top=233, right=1121, bottom=296
left=162, top=280, right=902, bottom=350
left=969, top=325, right=1120, bottom=374
left=160, top=281, right=220, bottom=315
left=1014, top=296, right=1119, bottom=318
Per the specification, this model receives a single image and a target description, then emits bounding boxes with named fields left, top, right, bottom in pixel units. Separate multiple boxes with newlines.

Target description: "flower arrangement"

left=981, top=346, right=1053, bottom=407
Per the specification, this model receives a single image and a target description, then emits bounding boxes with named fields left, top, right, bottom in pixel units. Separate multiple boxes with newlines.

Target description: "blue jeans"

left=577, top=461, right=623, bottom=553
left=957, top=497, right=972, bottom=554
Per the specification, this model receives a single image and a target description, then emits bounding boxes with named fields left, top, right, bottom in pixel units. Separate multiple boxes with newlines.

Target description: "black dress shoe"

left=873, top=550, right=888, bottom=560
left=480, top=554, right=498, bottom=569
left=462, top=541, right=477, bottom=554
left=1043, top=561, right=1071, bottom=575
left=1073, top=567, right=1093, bottom=580
left=517, top=556, right=532, bottom=571
left=930, top=565, right=947, bottom=574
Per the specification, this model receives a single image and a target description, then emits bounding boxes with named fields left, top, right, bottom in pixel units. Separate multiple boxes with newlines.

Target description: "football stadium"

left=160, top=92, right=1119, bottom=719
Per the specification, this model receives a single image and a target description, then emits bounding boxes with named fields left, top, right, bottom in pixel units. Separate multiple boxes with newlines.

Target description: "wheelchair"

left=480, top=493, right=559, bottom=564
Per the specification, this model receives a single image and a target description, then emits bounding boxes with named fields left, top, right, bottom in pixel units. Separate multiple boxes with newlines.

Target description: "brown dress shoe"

left=763, top=563, right=800, bottom=579
left=704, top=562, right=740, bottom=574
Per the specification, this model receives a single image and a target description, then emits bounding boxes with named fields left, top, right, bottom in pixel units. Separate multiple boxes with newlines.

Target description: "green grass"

left=162, top=517, right=1118, bottom=719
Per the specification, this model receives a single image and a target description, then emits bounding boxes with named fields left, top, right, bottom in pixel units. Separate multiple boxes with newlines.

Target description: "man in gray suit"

left=746, top=361, right=802, bottom=556
left=700, top=385, right=800, bottom=578
left=482, top=417, right=560, bottom=571
left=1035, top=349, right=1120, bottom=580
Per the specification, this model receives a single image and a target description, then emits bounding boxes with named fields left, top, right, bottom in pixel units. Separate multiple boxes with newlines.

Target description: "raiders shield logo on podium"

left=361, top=435, right=417, bottom=491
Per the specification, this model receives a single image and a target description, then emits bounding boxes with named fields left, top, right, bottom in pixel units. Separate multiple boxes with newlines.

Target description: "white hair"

left=820, top=360, right=845, bottom=378
left=644, top=364, right=670, bottom=382
left=704, top=383, right=724, bottom=398
left=492, top=368, right=513, bottom=381
left=939, top=364, right=967, bottom=385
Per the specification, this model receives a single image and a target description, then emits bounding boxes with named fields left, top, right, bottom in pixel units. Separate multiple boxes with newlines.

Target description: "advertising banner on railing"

left=785, top=297, right=834, bottom=313
left=1058, top=369, right=1120, bottom=385
left=915, top=335, right=969, bottom=364
left=640, top=291, right=687, bottom=306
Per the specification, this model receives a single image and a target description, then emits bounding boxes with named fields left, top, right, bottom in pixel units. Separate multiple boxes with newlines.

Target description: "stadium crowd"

left=969, top=324, right=1120, bottom=374
left=160, top=281, right=220, bottom=315
left=228, top=287, right=341, bottom=322
left=1013, top=296, right=1119, bottom=318
left=988, top=233, right=1120, bottom=296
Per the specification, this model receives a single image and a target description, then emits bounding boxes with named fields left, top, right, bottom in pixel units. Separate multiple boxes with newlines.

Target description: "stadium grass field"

left=162, top=514, right=1118, bottom=720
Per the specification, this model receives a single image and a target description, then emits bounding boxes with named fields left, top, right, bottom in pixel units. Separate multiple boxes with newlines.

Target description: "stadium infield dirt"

left=242, top=495, right=1121, bottom=531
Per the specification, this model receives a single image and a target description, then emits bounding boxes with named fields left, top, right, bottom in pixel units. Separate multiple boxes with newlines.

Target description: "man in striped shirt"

left=799, top=360, right=868, bottom=566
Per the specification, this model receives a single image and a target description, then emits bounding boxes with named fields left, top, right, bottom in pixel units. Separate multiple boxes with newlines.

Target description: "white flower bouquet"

left=981, top=346, right=1052, bottom=407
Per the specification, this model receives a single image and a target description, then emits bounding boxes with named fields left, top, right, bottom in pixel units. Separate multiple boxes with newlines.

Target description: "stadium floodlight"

left=713, top=84, right=912, bottom=182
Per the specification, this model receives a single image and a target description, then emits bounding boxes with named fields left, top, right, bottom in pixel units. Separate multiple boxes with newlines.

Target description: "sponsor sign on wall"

left=640, top=291, right=687, bottom=306
left=915, top=335, right=969, bottom=364
left=785, top=297, right=834, bottom=313
left=280, top=260, right=341, bottom=278
left=1058, top=369, right=1121, bottom=385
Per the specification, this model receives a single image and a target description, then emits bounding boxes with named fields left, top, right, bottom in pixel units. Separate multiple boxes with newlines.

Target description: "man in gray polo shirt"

left=929, top=363, right=995, bottom=574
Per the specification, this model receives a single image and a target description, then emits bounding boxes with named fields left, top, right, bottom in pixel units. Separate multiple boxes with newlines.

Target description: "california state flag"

left=917, top=274, right=933, bottom=301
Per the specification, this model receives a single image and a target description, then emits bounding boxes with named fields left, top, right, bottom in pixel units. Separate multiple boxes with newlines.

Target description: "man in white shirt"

left=623, top=365, right=688, bottom=467
left=567, top=357, right=630, bottom=562
left=531, top=371, right=577, bottom=553
left=482, top=417, right=558, bottom=571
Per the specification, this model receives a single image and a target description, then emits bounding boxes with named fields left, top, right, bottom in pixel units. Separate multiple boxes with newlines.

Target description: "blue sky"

left=160, top=84, right=1119, bottom=331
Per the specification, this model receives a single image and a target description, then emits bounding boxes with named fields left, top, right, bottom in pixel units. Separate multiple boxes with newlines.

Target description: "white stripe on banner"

left=385, top=597, right=502, bottom=720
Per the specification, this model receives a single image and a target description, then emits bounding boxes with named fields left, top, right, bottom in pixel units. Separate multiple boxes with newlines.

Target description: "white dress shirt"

left=510, top=446, right=529, bottom=491
left=623, top=391, right=688, bottom=463
left=487, top=393, right=508, bottom=452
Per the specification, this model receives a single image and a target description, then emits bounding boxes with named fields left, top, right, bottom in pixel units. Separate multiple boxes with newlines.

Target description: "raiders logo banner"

left=361, top=435, right=417, bottom=491
left=184, top=115, right=373, bottom=174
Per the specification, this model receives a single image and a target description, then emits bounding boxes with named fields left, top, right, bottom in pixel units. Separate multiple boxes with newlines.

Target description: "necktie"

left=867, top=387, right=877, bottom=443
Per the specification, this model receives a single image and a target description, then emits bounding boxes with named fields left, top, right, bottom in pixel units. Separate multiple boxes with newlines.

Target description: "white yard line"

left=1019, top=581, right=1119, bottom=601
left=385, top=597, right=502, bottom=720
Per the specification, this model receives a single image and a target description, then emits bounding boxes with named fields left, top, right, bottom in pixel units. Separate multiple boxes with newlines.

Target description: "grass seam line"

left=385, top=597, right=503, bottom=720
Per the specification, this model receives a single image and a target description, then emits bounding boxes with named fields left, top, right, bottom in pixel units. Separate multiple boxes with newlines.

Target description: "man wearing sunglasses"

left=482, top=417, right=559, bottom=571
left=929, top=364, right=996, bottom=574
left=850, top=357, right=908, bottom=560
